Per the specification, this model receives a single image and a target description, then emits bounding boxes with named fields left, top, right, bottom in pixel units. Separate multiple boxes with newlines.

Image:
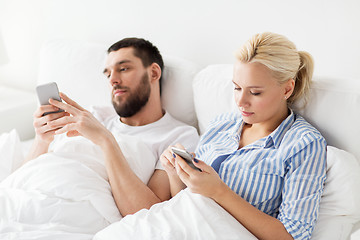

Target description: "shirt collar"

left=268, top=109, right=295, bottom=148
left=228, top=109, right=295, bottom=149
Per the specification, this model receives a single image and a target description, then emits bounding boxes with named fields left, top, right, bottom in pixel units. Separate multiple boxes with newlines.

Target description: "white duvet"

left=94, top=188, right=257, bottom=240
left=0, top=134, right=157, bottom=240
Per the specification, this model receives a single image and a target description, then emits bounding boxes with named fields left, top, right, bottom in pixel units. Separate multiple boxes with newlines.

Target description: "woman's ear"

left=149, top=63, right=162, bottom=83
left=284, top=78, right=295, bottom=99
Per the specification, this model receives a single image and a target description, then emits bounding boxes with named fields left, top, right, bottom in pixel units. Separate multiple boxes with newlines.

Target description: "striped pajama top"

left=195, top=110, right=327, bottom=240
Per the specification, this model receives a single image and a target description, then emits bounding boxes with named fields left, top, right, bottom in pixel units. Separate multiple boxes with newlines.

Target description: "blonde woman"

left=161, top=32, right=326, bottom=240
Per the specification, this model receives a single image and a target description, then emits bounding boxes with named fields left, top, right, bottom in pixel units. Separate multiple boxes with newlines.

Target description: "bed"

left=1, top=39, right=360, bottom=239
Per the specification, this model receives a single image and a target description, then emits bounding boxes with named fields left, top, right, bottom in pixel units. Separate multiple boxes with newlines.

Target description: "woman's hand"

left=160, top=144, right=190, bottom=196
left=174, top=155, right=226, bottom=200
left=47, top=92, right=113, bottom=146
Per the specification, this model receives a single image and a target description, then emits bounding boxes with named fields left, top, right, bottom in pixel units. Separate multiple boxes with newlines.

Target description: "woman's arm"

left=174, top=157, right=293, bottom=240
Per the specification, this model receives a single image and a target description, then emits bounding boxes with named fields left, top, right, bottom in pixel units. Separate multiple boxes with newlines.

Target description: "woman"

left=161, top=32, right=327, bottom=240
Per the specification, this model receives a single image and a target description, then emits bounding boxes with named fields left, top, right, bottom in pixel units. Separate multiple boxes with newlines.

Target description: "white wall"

left=0, top=0, right=360, bottom=91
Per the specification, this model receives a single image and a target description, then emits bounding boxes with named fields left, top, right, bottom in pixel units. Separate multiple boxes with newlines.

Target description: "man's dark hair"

left=107, top=38, right=164, bottom=94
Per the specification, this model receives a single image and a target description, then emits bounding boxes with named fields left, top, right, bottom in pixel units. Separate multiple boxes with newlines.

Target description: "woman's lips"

left=241, top=111, right=254, bottom=117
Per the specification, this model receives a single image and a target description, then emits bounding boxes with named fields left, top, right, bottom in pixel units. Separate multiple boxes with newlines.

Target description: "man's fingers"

left=59, top=92, right=85, bottom=111
left=34, top=105, right=61, bottom=118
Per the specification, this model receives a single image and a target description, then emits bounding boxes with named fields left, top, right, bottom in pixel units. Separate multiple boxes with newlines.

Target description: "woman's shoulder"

left=286, top=112, right=326, bottom=145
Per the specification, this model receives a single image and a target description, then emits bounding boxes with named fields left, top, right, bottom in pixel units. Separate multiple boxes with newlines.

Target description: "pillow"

left=37, top=39, right=200, bottom=127
left=311, top=146, right=360, bottom=239
left=193, top=64, right=237, bottom=134
left=0, top=129, right=24, bottom=181
left=293, top=78, right=360, bottom=164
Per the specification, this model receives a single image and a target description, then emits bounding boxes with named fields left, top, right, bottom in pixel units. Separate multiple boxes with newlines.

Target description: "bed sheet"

left=0, top=132, right=156, bottom=239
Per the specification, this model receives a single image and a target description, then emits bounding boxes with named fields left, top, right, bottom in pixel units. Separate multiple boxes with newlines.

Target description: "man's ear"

left=149, top=63, right=162, bottom=83
left=284, top=78, right=295, bottom=99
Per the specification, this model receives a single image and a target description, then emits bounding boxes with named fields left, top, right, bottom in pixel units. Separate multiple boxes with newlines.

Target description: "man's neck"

left=120, top=108, right=164, bottom=126
left=119, top=95, right=164, bottom=126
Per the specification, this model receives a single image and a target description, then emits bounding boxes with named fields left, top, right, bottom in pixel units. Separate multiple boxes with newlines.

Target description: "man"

left=25, top=38, right=199, bottom=216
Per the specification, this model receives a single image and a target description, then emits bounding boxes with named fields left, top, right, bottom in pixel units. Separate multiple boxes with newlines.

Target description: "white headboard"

left=1, top=0, right=360, bottom=91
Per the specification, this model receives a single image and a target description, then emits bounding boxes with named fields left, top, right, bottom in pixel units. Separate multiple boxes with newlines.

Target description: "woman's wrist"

left=212, top=180, right=230, bottom=203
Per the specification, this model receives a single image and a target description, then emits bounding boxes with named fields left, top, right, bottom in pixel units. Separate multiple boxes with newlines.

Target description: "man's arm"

left=100, top=135, right=171, bottom=215
left=48, top=93, right=171, bottom=216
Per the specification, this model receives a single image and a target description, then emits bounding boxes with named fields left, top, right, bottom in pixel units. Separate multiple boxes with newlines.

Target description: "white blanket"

left=0, top=134, right=157, bottom=239
left=94, top=188, right=257, bottom=240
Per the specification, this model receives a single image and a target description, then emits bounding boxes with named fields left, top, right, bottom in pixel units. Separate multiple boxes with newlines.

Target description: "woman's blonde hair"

left=235, top=32, right=314, bottom=105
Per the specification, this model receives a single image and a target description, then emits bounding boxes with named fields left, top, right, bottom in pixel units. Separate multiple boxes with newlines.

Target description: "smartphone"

left=36, top=82, right=64, bottom=115
left=171, top=147, right=201, bottom=171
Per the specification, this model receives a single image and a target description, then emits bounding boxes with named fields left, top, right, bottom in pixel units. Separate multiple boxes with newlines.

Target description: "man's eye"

left=120, top=68, right=128, bottom=72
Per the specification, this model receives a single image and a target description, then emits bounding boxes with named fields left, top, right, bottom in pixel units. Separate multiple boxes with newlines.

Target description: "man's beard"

left=112, top=72, right=151, bottom=118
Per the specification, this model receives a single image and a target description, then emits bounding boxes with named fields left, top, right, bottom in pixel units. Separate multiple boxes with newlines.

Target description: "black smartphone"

left=36, top=82, right=64, bottom=115
left=171, top=147, right=201, bottom=171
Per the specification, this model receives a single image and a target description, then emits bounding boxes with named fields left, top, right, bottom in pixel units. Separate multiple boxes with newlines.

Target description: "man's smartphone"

left=36, top=82, right=64, bottom=116
left=171, top=147, right=201, bottom=171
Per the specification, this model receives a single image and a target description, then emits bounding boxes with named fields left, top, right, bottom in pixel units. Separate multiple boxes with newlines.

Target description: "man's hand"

left=24, top=103, right=69, bottom=163
left=48, top=92, right=112, bottom=146
left=33, top=104, right=69, bottom=144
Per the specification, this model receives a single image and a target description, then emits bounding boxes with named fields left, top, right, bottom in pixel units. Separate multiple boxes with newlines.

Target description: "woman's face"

left=233, top=61, right=293, bottom=127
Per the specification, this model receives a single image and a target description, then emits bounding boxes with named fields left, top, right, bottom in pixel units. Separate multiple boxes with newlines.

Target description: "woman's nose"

left=235, top=92, right=249, bottom=108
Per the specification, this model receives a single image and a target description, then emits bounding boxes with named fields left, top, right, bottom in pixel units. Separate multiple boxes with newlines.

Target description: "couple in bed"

left=22, top=33, right=326, bottom=239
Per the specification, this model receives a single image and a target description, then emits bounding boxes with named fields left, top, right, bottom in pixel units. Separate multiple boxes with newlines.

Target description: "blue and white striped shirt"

left=195, top=110, right=327, bottom=240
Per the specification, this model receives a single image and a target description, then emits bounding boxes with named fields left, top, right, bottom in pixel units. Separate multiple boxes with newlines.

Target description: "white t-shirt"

left=95, top=106, right=200, bottom=170
left=50, top=106, right=199, bottom=184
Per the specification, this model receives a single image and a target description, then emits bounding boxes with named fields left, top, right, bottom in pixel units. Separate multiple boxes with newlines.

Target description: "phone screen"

left=171, top=147, right=201, bottom=171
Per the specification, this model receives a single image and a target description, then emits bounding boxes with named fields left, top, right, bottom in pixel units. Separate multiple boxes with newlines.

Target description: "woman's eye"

left=251, top=92, right=261, bottom=96
left=234, top=87, right=241, bottom=91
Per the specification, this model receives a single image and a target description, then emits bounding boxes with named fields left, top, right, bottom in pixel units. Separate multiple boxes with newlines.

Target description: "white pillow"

left=37, top=39, right=200, bottom=127
left=193, top=64, right=237, bottom=134
left=312, top=146, right=360, bottom=239
left=293, top=78, right=360, bottom=163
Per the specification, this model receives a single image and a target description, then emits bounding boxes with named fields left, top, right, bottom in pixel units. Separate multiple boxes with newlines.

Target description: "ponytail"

left=288, top=51, right=314, bottom=105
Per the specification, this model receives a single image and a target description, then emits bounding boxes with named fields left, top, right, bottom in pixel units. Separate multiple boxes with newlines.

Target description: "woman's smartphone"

left=36, top=82, right=64, bottom=116
left=171, top=147, right=201, bottom=171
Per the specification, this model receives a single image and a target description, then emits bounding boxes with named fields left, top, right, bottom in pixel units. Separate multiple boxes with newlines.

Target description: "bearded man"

left=25, top=38, right=199, bottom=216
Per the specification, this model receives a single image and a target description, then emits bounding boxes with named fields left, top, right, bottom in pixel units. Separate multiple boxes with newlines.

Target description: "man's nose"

left=109, top=72, right=121, bottom=86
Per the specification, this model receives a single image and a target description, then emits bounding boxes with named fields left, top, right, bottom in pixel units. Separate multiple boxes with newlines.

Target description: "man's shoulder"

left=161, top=112, right=197, bottom=130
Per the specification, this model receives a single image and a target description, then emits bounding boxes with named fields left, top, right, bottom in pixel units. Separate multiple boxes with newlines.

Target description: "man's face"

left=103, top=47, right=151, bottom=118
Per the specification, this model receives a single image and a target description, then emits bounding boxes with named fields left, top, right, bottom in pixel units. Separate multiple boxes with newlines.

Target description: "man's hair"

left=107, top=38, right=164, bottom=93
